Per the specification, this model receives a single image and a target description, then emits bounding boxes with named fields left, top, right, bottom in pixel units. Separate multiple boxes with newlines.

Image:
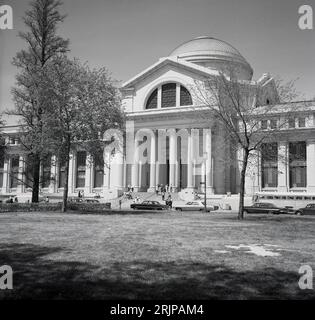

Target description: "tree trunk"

left=238, top=148, right=249, bottom=220
left=61, top=159, right=69, bottom=213
left=31, top=154, right=41, bottom=203
left=62, top=141, right=71, bottom=213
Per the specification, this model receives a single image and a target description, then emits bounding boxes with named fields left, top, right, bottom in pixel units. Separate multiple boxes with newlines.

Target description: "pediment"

left=121, top=57, right=219, bottom=90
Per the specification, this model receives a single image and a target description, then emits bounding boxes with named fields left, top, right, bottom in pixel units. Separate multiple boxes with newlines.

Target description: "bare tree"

left=9, top=0, right=69, bottom=202
left=194, top=67, right=304, bottom=219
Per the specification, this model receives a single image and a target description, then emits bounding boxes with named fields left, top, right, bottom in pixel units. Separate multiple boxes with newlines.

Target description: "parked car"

left=243, top=202, right=294, bottom=214
left=174, top=201, right=217, bottom=212
left=68, top=197, right=100, bottom=203
left=295, top=203, right=315, bottom=216
left=130, top=200, right=168, bottom=210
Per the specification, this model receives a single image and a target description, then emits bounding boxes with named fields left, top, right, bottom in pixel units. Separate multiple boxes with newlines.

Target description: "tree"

left=9, top=0, right=69, bottom=202
left=42, top=56, right=125, bottom=212
left=194, top=67, right=303, bottom=219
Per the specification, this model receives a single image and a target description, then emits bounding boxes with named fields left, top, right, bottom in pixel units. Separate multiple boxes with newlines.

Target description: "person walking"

left=167, top=195, right=173, bottom=209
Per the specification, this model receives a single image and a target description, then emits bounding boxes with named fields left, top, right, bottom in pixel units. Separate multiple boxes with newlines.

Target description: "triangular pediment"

left=121, top=57, right=219, bottom=89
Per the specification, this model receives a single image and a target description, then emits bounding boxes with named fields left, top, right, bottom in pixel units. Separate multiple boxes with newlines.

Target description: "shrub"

left=0, top=203, right=62, bottom=213
left=67, top=202, right=111, bottom=213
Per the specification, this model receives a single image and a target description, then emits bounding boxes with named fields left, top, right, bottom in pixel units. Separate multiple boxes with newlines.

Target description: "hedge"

left=67, top=202, right=111, bottom=213
left=0, top=202, right=62, bottom=213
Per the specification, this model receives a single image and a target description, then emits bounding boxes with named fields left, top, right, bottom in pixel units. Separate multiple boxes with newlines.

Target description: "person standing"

left=167, top=195, right=173, bottom=209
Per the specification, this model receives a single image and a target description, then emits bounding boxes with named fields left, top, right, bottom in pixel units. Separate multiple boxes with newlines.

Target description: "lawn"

left=0, top=211, right=315, bottom=299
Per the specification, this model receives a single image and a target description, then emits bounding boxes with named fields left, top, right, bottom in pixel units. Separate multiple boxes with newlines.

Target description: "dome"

left=169, top=36, right=253, bottom=80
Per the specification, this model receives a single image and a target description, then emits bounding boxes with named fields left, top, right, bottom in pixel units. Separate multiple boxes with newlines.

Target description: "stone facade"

left=1, top=36, right=315, bottom=201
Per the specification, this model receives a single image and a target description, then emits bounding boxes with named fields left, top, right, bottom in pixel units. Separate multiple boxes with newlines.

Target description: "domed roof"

left=169, top=36, right=252, bottom=77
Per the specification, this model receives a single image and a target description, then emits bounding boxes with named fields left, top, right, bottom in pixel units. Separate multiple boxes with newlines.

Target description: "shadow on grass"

left=0, top=243, right=314, bottom=300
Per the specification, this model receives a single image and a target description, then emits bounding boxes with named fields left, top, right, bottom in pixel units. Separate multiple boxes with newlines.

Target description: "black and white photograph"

left=0, top=0, right=315, bottom=311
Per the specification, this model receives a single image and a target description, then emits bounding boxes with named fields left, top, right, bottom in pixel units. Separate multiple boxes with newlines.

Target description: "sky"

left=1, top=0, right=314, bottom=125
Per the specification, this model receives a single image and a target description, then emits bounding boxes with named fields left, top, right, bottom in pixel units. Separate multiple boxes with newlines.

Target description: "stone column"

left=278, top=141, right=288, bottom=192
left=307, top=139, right=315, bottom=192
left=131, top=137, right=140, bottom=192
left=2, top=158, right=10, bottom=193
left=68, top=152, right=75, bottom=194
left=148, top=131, right=156, bottom=192
left=205, top=129, right=214, bottom=194
left=111, top=151, right=124, bottom=190
left=49, top=156, right=58, bottom=193
left=84, top=153, right=93, bottom=195
left=155, top=161, right=160, bottom=187
left=169, top=129, right=177, bottom=191
left=17, top=156, right=25, bottom=193
left=186, top=130, right=193, bottom=189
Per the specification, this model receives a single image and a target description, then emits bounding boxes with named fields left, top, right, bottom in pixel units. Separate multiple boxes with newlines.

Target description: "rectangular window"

left=289, top=141, right=306, bottom=188
left=41, top=157, right=51, bottom=188
left=298, top=117, right=306, bottom=128
left=261, top=143, right=278, bottom=188
left=161, top=83, right=176, bottom=108
left=289, top=118, right=295, bottom=128
left=261, top=120, right=268, bottom=130
left=10, top=156, right=19, bottom=188
left=270, top=119, right=277, bottom=129
left=94, top=156, right=104, bottom=188
left=76, top=151, right=86, bottom=188
left=58, top=159, right=66, bottom=188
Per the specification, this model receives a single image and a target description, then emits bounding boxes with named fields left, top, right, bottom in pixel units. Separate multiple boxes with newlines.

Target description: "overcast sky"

left=1, top=0, right=314, bottom=125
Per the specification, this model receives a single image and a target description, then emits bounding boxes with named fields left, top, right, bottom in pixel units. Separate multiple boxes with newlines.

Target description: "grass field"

left=0, top=211, right=315, bottom=299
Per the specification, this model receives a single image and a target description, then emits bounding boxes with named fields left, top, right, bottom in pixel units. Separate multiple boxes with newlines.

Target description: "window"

left=261, top=143, right=278, bottom=188
left=76, top=151, right=86, bottom=188
left=145, top=88, right=158, bottom=109
left=41, top=157, right=51, bottom=188
left=10, top=156, right=19, bottom=188
left=289, top=118, right=295, bottom=128
left=58, top=159, right=66, bottom=188
left=289, top=141, right=306, bottom=188
left=162, top=83, right=176, bottom=108
left=94, top=157, right=104, bottom=188
left=270, top=119, right=277, bottom=129
left=145, top=83, right=192, bottom=109
left=180, top=85, right=192, bottom=106
left=261, top=120, right=268, bottom=130
left=298, top=117, right=306, bottom=128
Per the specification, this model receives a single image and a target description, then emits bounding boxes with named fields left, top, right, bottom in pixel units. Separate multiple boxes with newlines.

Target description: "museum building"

left=1, top=36, right=315, bottom=201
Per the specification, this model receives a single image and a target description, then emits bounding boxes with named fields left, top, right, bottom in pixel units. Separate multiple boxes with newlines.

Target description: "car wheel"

left=296, top=211, right=302, bottom=216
